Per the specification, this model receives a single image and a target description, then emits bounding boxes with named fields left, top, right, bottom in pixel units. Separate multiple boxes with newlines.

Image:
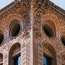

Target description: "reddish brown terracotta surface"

left=0, top=0, right=65, bottom=65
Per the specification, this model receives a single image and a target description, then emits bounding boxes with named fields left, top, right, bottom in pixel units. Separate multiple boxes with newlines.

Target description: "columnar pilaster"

left=31, top=0, right=44, bottom=65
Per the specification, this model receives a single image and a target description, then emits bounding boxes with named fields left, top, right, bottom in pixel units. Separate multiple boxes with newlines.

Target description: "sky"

left=0, top=0, right=65, bottom=10
left=0, top=0, right=14, bottom=9
left=50, top=0, right=65, bottom=10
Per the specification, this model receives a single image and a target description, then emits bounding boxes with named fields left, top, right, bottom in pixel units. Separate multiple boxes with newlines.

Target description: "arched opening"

left=61, top=36, right=65, bottom=46
left=42, top=20, right=56, bottom=38
left=0, top=33, right=4, bottom=44
left=0, top=53, right=3, bottom=65
left=42, top=24, right=55, bottom=38
left=9, top=43, right=21, bottom=65
left=43, top=43, right=57, bottom=65
left=9, top=20, right=20, bottom=37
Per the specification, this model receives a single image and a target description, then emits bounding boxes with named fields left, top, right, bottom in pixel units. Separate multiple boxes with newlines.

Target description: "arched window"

left=9, top=43, right=21, bottom=65
left=61, top=36, right=65, bottom=46
left=42, top=24, right=54, bottom=37
left=0, top=53, right=3, bottom=65
left=0, top=32, right=4, bottom=44
left=9, top=20, right=20, bottom=37
left=43, top=43, right=57, bottom=65
left=43, top=54, right=52, bottom=65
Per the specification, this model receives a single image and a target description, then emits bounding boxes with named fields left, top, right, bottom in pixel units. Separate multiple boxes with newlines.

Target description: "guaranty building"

left=0, top=0, right=65, bottom=65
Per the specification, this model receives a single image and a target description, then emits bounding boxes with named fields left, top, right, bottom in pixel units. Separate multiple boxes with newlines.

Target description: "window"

left=43, top=54, right=52, bottom=65
left=0, top=33, right=4, bottom=44
left=42, top=24, right=54, bottom=37
left=10, top=20, right=20, bottom=37
left=14, top=53, right=21, bottom=65
left=9, top=43, right=21, bottom=65
left=43, top=43, right=57, bottom=65
left=61, top=36, right=65, bottom=46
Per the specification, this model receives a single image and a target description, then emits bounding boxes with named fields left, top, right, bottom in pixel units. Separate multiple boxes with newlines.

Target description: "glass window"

left=9, top=43, right=21, bottom=65
left=43, top=54, right=52, bottom=65
left=14, top=54, right=21, bottom=65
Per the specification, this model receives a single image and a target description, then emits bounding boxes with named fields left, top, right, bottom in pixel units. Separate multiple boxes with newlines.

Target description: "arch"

left=0, top=30, right=4, bottom=45
left=43, top=43, right=57, bottom=65
left=59, top=31, right=65, bottom=48
left=0, top=53, right=3, bottom=65
left=9, top=19, right=21, bottom=37
left=43, top=43, right=56, bottom=57
left=41, top=13, right=60, bottom=38
left=60, top=51, right=65, bottom=65
left=43, top=24, right=55, bottom=37
left=42, top=20, right=56, bottom=38
left=0, top=33, right=4, bottom=44
left=61, top=36, right=65, bottom=46
left=9, top=43, right=21, bottom=65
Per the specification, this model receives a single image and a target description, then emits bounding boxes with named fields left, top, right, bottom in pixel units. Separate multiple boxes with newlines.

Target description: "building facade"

left=0, top=0, right=65, bottom=65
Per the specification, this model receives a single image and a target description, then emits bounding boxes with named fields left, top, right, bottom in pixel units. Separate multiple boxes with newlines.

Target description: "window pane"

left=43, top=55, right=52, bottom=65
left=18, top=55, right=21, bottom=65
left=14, top=54, right=21, bottom=65
left=43, top=56, right=47, bottom=65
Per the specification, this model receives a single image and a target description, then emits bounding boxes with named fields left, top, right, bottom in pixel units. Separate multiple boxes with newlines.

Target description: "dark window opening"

left=0, top=33, right=4, bottom=44
left=43, top=24, right=54, bottom=37
left=13, top=53, right=21, bottom=65
left=43, top=54, right=52, bottom=65
left=0, top=63, right=3, bottom=65
left=9, top=43, right=21, bottom=65
left=61, top=36, right=65, bottom=46
left=10, top=20, right=20, bottom=37
left=0, top=64, right=3, bottom=65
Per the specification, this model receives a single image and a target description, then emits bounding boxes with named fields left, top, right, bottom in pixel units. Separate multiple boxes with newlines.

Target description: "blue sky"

left=50, top=0, right=65, bottom=10
left=0, top=0, right=65, bottom=10
left=0, top=0, right=14, bottom=9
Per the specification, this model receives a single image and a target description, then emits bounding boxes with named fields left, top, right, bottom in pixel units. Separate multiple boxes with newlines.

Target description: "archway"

left=42, top=20, right=56, bottom=38
left=9, top=43, right=21, bottom=65
left=0, top=30, right=4, bottom=45
left=43, top=43, right=57, bottom=65
left=9, top=19, right=21, bottom=37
